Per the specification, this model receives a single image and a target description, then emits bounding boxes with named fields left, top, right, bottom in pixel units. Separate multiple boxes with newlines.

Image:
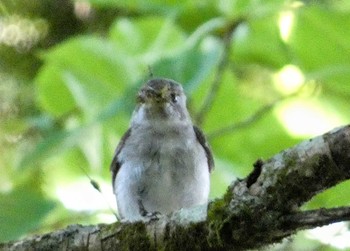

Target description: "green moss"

left=103, top=222, right=153, bottom=250
left=164, top=222, right=208, bottom=250
left=208, top=198, right=228, bottom=221
left=223, top=186, right=234, bottom=203
left=283, top=151, right=298, bottom=169
left=121, top=222, right=152, bottom=250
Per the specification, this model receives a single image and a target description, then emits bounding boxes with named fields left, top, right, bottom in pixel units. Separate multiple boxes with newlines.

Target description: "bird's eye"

left=171, top=93, right=178, bottom=103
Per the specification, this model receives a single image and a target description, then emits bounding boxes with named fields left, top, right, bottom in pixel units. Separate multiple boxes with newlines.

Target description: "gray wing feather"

left=193, top=126, right=214, bottom=172
left=110, top=128, right=132, bottom=188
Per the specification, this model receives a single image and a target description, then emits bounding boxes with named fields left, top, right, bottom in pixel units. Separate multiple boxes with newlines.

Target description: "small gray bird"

left=110, top=78, right=214, bottom=221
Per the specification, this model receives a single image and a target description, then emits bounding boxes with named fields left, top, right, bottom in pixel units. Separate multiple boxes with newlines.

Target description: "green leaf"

left=78, top=125, right=103, bottom=169
left=290, top=6, right=350, bottom=81
left=200, top=72, right=299, bottom=175
left=177, top=1, right=221, bottom=33
left=0, top=181, right=56, bottom=242
left=87, top=0, right=185, bottom=11
left=219, top=0, right=285, bottom=19
left=305, top=180, right=350, bottom=209
left=36, top=65, right=76, bottom=116
left=152, top=37, right=223, bottom=95
left=232, top=15, right=290, bottom=69
left=19, top=99, right=124, bottom=169
left=109, top=17, right=185, bottom=61
left=36, top=36, right=132, bottom=117
left=210, top=158, right=237, bottom=198
left=19, top=127, right=86, bottom=169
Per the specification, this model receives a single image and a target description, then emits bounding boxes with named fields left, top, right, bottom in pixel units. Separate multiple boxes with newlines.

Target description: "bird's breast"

left=115, top=122, right=210, bottom=216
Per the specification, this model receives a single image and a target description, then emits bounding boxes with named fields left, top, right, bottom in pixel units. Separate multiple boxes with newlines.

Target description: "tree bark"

left=1, top=125, right=350, bottom=251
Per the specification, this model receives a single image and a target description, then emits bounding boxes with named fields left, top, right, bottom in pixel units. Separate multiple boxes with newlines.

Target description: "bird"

left=110, top=78, right=214, bottom=221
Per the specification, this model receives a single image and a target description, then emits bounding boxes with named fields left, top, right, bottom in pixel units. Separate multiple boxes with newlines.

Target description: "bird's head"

left=132, top=78, right=191, bottom=125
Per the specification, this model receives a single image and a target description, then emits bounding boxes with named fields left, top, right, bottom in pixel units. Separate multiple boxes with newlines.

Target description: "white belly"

left=114, top=125, right=210, bottom=221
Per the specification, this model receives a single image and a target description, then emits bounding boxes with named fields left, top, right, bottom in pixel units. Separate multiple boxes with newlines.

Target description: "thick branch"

left=1, top=125, right=350, bottom=250
left=246, top=125, right=350, bottom=210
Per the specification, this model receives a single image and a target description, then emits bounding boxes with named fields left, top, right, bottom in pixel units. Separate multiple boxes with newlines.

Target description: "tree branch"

left=1, top=125, right=350, bottom=250
left=283, top=207, right=350, bottom=232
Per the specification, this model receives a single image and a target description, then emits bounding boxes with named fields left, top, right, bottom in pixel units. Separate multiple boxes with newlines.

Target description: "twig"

left=195, top=19, right=244, bottom=126
left=207, top=90, right=301, bottom=140
left=78, top=166, right=118, bottom=219
left=283, top=207, right=350, bottom=231
left=207, top=101, right=276, bottom=140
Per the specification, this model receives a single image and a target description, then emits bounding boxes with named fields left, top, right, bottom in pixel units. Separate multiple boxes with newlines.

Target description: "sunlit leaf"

left=290, top=6, right=350, bottom=85
left=232, top=15, right=290, bottom=69
left=36, top=65, right=75, bottom=117
left=219, top=0, right=285, bottom=18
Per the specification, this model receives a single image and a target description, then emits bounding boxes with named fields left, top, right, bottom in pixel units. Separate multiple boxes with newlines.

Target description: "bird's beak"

left=143, top=85, right=168, bottom=103
left=159, top=86, right=168, bottom=99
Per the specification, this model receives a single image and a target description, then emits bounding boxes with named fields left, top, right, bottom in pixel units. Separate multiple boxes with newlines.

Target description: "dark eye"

left=171, top=93, right=178, bottom=103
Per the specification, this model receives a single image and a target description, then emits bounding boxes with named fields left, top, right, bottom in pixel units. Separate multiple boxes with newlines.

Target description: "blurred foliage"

left=0, top=0, right=350, bottom=249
